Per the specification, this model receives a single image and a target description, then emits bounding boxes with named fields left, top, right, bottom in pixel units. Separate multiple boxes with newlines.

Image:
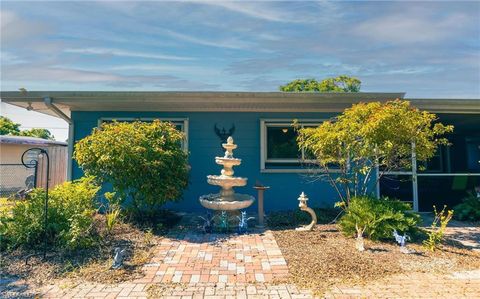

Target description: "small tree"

left=0, top=116, right=21, bottom=135
left=74, top=120, right=189, bottom=215
left=0, top=116, right=54, bottom=140
left=20, top=128, right=55, bottom=140
left=297, top=100, right=453, bottom=205
left=280, top=75, right=361, bottom=92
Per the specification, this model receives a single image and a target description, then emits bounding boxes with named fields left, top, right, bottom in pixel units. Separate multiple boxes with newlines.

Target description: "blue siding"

left=71, top=111, right=341, bottom=212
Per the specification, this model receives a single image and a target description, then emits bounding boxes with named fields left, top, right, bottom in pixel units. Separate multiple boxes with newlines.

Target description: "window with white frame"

left=98, top=117, right=189, bottom=151
left=260, top=119, right=322, bottom=171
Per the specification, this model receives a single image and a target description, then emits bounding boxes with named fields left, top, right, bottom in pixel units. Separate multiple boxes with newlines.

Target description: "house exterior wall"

left=71, top=111, right=341, bottom=212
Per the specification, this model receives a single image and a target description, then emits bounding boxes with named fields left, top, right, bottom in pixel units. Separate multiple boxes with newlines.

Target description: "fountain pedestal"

left=199, top=137, right=255, bottom=211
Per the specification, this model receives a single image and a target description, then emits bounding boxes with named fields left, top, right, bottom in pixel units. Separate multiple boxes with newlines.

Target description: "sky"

left=1, top=0, right=479, bottom=141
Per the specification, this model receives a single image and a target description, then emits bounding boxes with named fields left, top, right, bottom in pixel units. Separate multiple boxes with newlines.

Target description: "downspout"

left=44, top=97, right=74, bottom=181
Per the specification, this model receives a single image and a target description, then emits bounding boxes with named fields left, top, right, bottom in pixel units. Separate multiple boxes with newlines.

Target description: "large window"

left=260, top=119, right=322, bottom=172
left=380, top=133, right=480, bottom=212
left=98, top=117, right=189, bottom=151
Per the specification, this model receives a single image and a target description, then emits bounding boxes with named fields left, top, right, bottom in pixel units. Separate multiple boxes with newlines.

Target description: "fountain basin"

left=199, top=193, right=255, bottom=211
left=207, top=175, right=247, bottom=188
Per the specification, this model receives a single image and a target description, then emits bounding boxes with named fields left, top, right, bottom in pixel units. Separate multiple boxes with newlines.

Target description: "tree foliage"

left=296, top=100, right=453, bottom=204
left=280, top=75, right=361, bottom=92
left=0, top=116, right=54, bottom=140
left=74, top=120, right=189, bottom=214
left=20, top=128, right=55, bottom=140
left=0, top=116, right=21, bottom=135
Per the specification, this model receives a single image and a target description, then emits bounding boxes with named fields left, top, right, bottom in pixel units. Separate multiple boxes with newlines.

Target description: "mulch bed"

left=273, top=224, right=480, bottom=296
left=0, top=215, right=164, bottom=287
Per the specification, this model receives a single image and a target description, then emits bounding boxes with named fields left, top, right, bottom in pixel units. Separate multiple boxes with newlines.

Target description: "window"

left=260, top=119, right=322, bottom=172
left=466, top=137, right=480, bottom=172
left=266, top=125, right=300, bottom=161
left=98, top=117, right=189, bottom=151
left=418, top=146, right=444, bottom=173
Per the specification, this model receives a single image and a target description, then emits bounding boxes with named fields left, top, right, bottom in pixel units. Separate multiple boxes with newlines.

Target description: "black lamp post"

left=21, top=147, right=50, bottom=259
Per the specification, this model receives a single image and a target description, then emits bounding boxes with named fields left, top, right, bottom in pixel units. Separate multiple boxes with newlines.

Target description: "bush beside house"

left=453, top=194, right=480, bottom=222
left=0, top=177, right=99, bottom=250
left=74, top=120, right=189, bottom=219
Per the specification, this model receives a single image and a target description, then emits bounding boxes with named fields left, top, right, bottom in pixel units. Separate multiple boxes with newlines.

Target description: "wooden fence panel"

left=36, top=146, right=68, bottom=189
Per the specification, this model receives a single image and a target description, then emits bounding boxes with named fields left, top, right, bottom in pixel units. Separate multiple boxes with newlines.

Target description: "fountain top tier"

left=215, top=136, right=243, bottom=177
left=223, top=136, right=237, bottom=158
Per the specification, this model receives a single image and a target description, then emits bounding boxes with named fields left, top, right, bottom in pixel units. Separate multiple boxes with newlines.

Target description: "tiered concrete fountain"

left=199, top=136, right=255, bottom=211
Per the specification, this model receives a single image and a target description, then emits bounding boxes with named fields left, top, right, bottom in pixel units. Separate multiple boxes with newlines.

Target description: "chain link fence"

left=0, top=164, right=37, bottom=198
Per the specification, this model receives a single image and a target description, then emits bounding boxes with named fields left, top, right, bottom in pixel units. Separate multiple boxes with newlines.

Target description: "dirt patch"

left=0, top=215, right=165, bottom=287
left=273, top=224, right=480, bottom=296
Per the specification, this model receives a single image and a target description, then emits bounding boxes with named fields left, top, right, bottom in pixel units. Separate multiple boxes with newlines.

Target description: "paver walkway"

left=324, top=270, right=480, bottom=299
left=142, top=231, right=289, bottom=284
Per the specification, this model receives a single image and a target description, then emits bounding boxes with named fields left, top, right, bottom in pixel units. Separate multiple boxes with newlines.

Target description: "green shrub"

left=338, top=196, right=420, bottom=240
left=0, top=176, right=99, bottom=250
left=74, top=120, right=189, bottom=215
left=423, top=205, right=454, bottom=251
left=104, top=192, right=122, bottom=234
left=453, top=194, right=480, bottom=222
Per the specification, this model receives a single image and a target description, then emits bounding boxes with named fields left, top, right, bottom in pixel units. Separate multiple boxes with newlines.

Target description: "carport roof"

left=0, top=135, right=67, bottom=146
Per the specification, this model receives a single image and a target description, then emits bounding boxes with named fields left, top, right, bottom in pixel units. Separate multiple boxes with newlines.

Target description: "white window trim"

left=98, top=117, right=189, bottom=152
left=260, top=118, right=338, bottom=173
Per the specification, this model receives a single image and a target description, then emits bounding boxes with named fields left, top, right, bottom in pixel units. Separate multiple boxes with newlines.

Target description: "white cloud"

left=1, top=64, right=219, bottom=90
left=190, top=0, right=329, bottom=23
left=1, top=10, right=50, bottom=44
left=353, top=13, right=471, bottom=44
left=108, top=64, right=221, bottom=76
left=163, top=29, right=252, bottom=50
left=3, top=65, right=121, bottom=82
left=64, top=47, right=195, bottom=61
left=194, top=0, right=297, bottom=23
left=0, top=51, right=27, bottom=65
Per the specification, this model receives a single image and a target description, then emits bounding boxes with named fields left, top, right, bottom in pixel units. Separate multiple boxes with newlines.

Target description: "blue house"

left=1, top=91, right=479, bottom=212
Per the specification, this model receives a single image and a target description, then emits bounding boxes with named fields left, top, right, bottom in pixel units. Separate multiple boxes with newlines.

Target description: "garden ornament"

left=237, top=211, right=255, bottom=234
left=214, top=123, right=235, bottom=149
left=199, top=211, right=215, bottom=233
left=253, top=182, right=269, bottom=228
left=295, top=192, right=317, bottom=231
left=393, top=229, right=412, bottom=254
left=355, top=224, right=366, bottom=251
left=111, top=247, right=126, bottom=269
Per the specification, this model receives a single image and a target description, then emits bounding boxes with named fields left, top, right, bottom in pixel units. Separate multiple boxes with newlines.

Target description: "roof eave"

left=1, top=91, right=479, bottom=118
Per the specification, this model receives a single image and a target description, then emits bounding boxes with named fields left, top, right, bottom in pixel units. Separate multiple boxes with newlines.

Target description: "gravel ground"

left=273, top=224, right=480, bottom=296
left=0, top=215, right=163, bottom=287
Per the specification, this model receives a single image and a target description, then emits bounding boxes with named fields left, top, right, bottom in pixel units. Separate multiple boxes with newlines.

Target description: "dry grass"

left=273, top=224, right=480, bottom=296
left=0, top=215, right=163, bottom=287
left=146, top=283, right=187, bottom=298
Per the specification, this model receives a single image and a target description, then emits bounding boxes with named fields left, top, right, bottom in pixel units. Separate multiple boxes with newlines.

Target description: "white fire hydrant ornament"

left=295, top=192, right=317, bottom=231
